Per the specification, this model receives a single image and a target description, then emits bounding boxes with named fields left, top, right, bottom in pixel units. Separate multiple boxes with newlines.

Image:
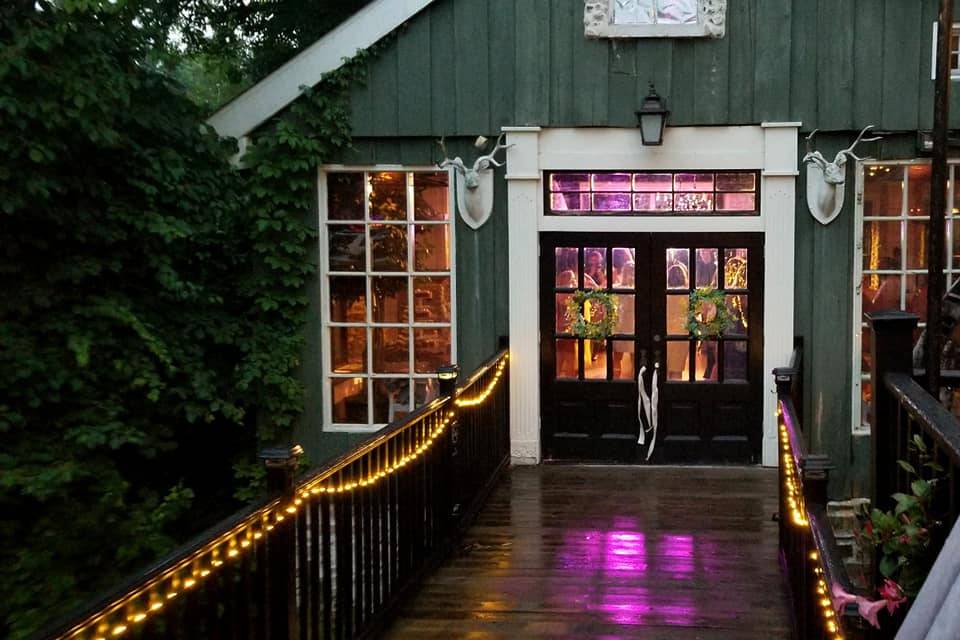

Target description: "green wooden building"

left=209, top=0, right=960, bottom=500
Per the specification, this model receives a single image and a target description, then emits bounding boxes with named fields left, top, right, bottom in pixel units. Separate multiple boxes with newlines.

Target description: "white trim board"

left=208, top=0, right=439, bottom=139
left=503, top=125, right=800, bottom=468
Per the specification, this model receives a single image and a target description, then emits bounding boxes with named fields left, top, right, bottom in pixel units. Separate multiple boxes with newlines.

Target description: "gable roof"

left=207, top=0, right=438, bottom=140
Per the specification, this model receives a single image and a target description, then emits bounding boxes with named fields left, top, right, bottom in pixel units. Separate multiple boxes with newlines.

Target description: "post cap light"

left=436, top=364, right=460, bottom=381
left=635, top=83, right=670, bottom=146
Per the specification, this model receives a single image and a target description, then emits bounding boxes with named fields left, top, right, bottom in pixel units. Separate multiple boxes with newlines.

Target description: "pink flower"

left=879, top=579, right=907, bottom=614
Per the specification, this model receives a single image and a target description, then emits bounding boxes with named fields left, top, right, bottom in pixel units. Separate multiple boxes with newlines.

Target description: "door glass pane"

left=413, top=172, right=449, bottom=221
left=695, top=341, right=718, bottom=382
left=584, top=248, right=607, bottom=289
left=556, top=339, right=579, bottom=379
left=863, top=221, right=901, bottom=271
left=414, top=224, right=450, bottom=271
left=613, top=341, right=635, bottom=380
left=413, top=276, right=451, bottom=323
left=331, top=327, right=366, bottom=373
left=613, top=248, right=636, bottom=288
left=371, top=225, right=407, bottom=272
left=327, top=173, right=365, bottom=220
left=372, top=328, right=409, bottom=373
left=863, top=166, right=903, bottom=216
left=556, top=247, right=579, bottom=287
left=862, top=274, right=901, bottom=315
left=331, top=378, right=367, bottom=423
left=371, top=276, right=408, bottom=324
left=666, top=341, right=690, bottom=381
left=724, top=249, right=749, bottom=289
left=666, top=295, right=689, bottom=335
left=329, top=276, right=366, bottom=323
left=328, top=225, right=365, bottom=272
left=905, top=275, right=928, bottom=321
left=556, top=293, right=574, bottom=333
left=369, top=172, right=407, bottom=221
left=723, top=341, right=748, bottom=382
left=906, top=221, right=928, bottom=269
left=666, top=248, right=690, bottom=290
left=584, top=340, right=607, bottom=380
left=414, top=327, right=451, bottom=373
left=694, top=248, right=719, bottom=288
left=373, top=379, right=410, bottom=424
left=614, top=294, right=635, bottom=334
left=907, top=164, right=931, bottom=216
left=725, top=295, right=748, bottom=336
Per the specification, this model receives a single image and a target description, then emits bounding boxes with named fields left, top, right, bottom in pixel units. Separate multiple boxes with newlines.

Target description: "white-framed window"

left=930, top=22, right=960, bottom=80
left=585, top=0, right=726, bottom=39
left=853, top=160, right=960, bottom=434
left=319, top=168, right=456, bottom=432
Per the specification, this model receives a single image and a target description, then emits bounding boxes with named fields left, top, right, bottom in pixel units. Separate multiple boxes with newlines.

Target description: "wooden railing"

left=39, top=348, right=510, bottom=640
left=774, top=344, right=868, bottom=640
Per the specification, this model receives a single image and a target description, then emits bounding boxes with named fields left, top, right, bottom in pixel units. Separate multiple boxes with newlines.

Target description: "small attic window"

left=584, top=0, right=726, bottom=39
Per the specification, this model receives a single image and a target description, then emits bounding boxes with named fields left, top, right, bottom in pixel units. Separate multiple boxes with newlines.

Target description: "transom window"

left=322, top=170, right=455, bottom=431
left=614, top=0, right=697, bottom=25
left=547, top=171, right=759, bottom=216
left=855, top=162, right=960, bottom=432
left=584, top=0, right=726, bottom=39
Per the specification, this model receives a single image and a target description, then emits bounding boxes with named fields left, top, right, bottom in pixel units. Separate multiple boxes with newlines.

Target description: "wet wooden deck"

left=385, top=465, right=791, bottom=639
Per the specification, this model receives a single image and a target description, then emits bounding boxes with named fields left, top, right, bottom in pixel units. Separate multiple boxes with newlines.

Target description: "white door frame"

left=503, top=124, right=800, bottom=467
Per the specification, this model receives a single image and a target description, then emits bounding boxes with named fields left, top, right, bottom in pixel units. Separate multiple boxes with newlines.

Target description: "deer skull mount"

left=436, top=134, right=513, bottom=230
left=803, top=125, right=881, bottom=226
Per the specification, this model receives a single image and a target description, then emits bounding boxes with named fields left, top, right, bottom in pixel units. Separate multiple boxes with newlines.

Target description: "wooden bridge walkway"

left=385, top=465, right=792, bottom=639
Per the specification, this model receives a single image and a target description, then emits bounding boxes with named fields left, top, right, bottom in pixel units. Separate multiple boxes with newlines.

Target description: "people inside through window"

left=666, top=250, right=689, bottom=289
left=695, top=248, right=718, bottom=288
left=556, top=250, right=578, bottom=288
left=612, top=248, right=635, bottom=288
left=697, top=341, right=717, bottom=381
left=585, top=249, right=607, bottom=289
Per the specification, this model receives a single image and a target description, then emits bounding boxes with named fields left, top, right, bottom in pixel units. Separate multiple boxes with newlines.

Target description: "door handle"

left=653, top=349, right=661, bottom=368
left=639, top=348, right=648, bottom=368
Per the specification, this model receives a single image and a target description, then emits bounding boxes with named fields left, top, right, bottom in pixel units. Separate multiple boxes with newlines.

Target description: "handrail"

left=885, top=373, right=960, bottom=466
left=40, top=347, right=511, bottom=640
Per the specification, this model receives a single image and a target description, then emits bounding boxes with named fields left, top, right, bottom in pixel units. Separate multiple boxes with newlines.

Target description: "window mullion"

left=365, top=171, right=374, bottom=426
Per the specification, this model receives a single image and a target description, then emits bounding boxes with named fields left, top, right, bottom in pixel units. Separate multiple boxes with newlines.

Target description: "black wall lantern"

left=636, top=83, right=670, bottom=146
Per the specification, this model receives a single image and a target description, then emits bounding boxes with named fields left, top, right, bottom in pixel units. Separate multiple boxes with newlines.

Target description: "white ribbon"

left=646, top=363, right=660, bottom=461
left=637, top=365, right=650, bottom=445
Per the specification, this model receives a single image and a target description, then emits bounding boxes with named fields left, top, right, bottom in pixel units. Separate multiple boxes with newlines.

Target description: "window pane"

left=370, top=224, right=407, bottom=272
left=695, top=248, right=719, bottom=288
left=634, top=173, right=673, bottom=191
left=907, top=164, right=931, bottom=216
left=551, top=192, right=591, bottom=212
left=414, top=327, right=451, bottom=373
left=584, top=340, right=607, bottom=380
left=613, top=341, right=635, bottom=380
left=331, top=378, right=367, bottom=423
left=329, top=276, right=366, bottom=323
left=585, top=248, right=607, bottom=289
left=331, top=327, right=366, bottom=373
left=666, top=341, right=689, bottom=381
left=556, top=247, right=579, bottom=288
left=592, top=173, right=633, bottom=192
left=372, top=328, right=409, bottom=373
left=615, top=294, right=635, bottom=334
left=592, top=193, right=632, bottom=212
left=666, top=248, right=690, bottom=290
left=666, top=295, right=689, bottom=335
left=373, top=378, right=410, bottom=424
left=556, top=339, right=579, bottom=379
left=863, top=221, right=901, bottom=271
left=633, top=192, right=673, bottom=211
left=371, top=276, right=408, bottom=324
left=905, top=274, right=928, bottom=321
left=724, top=248, right=748, bottom=289
left=675, top=173, right=714, bottom=192
left=369, top=172, right=407, bottom=221
left=716, top=193, right=756, bottom=212
left=675, top=193, right=714, bottom=212
left=906, top=221, right=928, bottom=269
left=551, top=173, right=591, bottom=191
left=862, top=327, right=872, bottom=374
left=715, top=173, right=756, bottom=192
left=725, top=295, right=748, bottom=336
left=413, top=276, right=451, bottom=323
left=723, top=341, right=748, bottom=382
left=863, top=166, right=903, bottom=217
left=953, top=220, right=960, bottom=269
left=695, top=341, right=718, bottom=382
left=413, top=172, right=449, bottom=221
left=861, top=380, right=873, bottom=430
left=327, top=173, right=364, bottom=220
left=658, top=0, right=698, bottom=24
left=613, top=248, right=636, bottom=288
left=556, top=293, right=573, bottom=333
left=414, top=379, right=439, bottom=407
left=328, top=225, right=365, bottom=272
left=862, top=274, right=901, bottom=316
left=414, top=224, right=450, bottom=271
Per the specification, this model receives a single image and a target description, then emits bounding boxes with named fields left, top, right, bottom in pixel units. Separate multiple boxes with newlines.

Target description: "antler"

left=473, top=133, right=514, bottom=171
left=804, top=129, right=819, bottom=156
left=802, top=129, right=828, bottom=170
left=839, top=125, right=882, bottom=162
left=436, top=137, right=467, bottom=173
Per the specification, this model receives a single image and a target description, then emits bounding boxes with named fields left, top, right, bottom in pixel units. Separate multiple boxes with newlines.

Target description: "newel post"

left=867, top=311, right=918, bottom=509
left=437, top=364, right=460, bottom=521
left=260, top=444, right=303, bottom=640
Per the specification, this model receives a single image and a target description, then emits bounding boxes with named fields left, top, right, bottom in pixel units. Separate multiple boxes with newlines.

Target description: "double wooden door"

left=539, top=232, right=764, bottom=464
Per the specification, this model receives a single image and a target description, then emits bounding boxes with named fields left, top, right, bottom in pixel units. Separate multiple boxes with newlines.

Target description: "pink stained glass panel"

left=551, top=192, right=591, bottom=212
left=716, top=193, right=757, bottom=212
left=674, top=173, right=715, bottom=192
left=592, top=173, right=633, bottom=192
left=633, top=173, right=674, bottom=191
left=675, top=192, right=715, bottom=212
left=550, top=173, right=591, bottom=192
left=633, top=192, right=673, bottom=212
left=592, top=193, right=632, bottom=212
left=715, top=172, right=757, bottom=192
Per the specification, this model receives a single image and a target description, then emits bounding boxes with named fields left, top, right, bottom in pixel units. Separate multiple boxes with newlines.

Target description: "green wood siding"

left=347, top=0, right=952, bottom=135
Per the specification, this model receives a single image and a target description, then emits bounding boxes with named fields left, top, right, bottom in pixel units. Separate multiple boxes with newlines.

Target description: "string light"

left=456, top=355, right=508, bottom=407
